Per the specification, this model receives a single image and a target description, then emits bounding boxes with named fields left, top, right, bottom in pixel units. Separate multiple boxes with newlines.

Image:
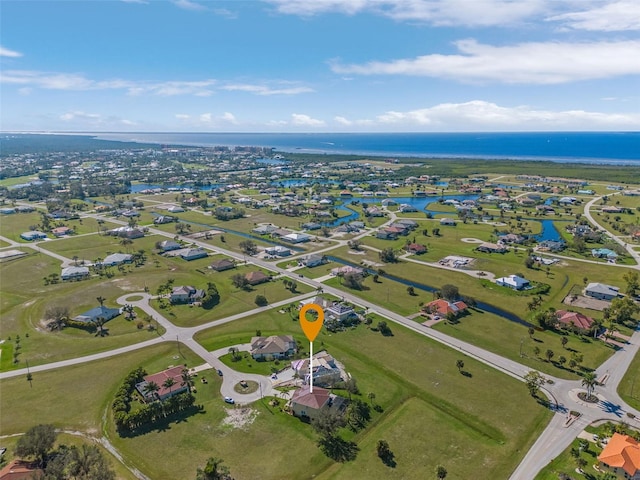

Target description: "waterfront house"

left=495, top=274, right=530, bottom=290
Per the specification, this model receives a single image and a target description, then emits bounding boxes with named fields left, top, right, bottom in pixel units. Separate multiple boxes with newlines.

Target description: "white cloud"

left=60, top=111, right=101, bottom=121
left=331, top=39, right=640, bottom=84
left=363, top=100, right=640, bottom=130
left=264, top=0, right=546, bottom=26
left=199, top=113, right=213, bottom=123
left=334, top=116, right=352, bottom=125
left=175, top=114, right=191, bottom=119
left=172, top=0, right=206, bottom=11
left=18, top=87, right=32, bottom=96
left=291, top=113, right=326, bottom=126
left=221, top=112, right=238, bottom=124
left=221, top=83, right=313, bottom=95
left=0, top=45, right=23, bottom=57
left=547, top=1, right=640, bottom=31
left=0, top=70, right=218, bottom=96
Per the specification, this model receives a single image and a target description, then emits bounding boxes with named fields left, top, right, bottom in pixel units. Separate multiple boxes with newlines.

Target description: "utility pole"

left=176, top=335, right=182, bottom=357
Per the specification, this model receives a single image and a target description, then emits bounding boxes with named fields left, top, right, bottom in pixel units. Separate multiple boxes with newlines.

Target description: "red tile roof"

left=143, top=366, right=186, bottom=398
left=425, top=299, right=468, bottom=316
left=556, top=310, right=594, bottom=330
left=291, top=386, right=330, bottom=410
left=598, top=433, right=640, bottom=476
left=0, top=460, right=43, bottom=480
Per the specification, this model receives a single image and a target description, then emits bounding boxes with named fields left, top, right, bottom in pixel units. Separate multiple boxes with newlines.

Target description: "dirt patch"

left=221, top=407, right=258, bottom=430
left=562, top=294, right=609, bottom=311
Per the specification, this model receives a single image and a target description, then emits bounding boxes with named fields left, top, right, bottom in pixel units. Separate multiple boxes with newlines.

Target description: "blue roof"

left=75, top=305, right=120, bottom=322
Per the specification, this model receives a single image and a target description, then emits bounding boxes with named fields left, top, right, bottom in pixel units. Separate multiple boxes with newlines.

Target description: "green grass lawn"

left=0, top=174, right=41, bottom=187
left=150, top=265, right=312, bottom=327
left=618, top=345, right=640, bottom=411
left=535, top=436, right=611, bottom=480
left=190, top=308, right=552, bottom=480
left=0, top=343, right=202, bottom=434
left=431, top=313, right=616, bottom=379
left=43, top=233, right=163, bottom=261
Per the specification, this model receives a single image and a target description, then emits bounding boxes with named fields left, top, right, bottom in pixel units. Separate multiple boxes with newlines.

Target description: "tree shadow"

left=380, top=451, right=397, bottom=468
left=318, top=435, right=359, bottom=462
left=461, top=370, right=473, bottom=378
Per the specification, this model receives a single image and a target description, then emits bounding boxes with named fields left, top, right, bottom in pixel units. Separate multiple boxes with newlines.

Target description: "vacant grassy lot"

left=0, top=343, right=202, bottom=434
left=150, top=265, right=312, bottom=327
left=432, top=312, right=616, bottom=379
left=619, top=346, right=640, bottom=411
left=43, top=233, right=162, bottom=261
left=190, top=308, right=552, bottom=480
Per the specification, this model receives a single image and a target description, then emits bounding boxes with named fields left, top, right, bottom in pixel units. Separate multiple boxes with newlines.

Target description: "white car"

left=224, top=396, right=235, bottom=404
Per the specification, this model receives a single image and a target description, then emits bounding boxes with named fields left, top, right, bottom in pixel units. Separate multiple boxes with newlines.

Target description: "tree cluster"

left=14, top=424, right=116, bottom=480
left=214, top=207, right=245, bottom=221
left=202, top=282, right=220, bottom=309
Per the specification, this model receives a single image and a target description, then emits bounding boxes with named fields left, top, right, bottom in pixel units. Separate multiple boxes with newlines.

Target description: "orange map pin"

left=299, top=303, right=325, bottom=392
left=299, top=303, right=324, bottom=342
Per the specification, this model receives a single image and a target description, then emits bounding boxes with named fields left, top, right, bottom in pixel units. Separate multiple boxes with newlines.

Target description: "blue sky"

left=1, top=0, right=639, bottom=132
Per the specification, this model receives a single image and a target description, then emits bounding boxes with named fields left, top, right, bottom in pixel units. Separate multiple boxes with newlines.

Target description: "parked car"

left=217, top=369, right=223, bottom=376
left=224, top=396, right=235, bottom=404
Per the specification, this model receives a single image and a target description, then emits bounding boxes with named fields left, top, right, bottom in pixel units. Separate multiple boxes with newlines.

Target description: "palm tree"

left=561, top=336, right=568, bottom=349
left=181, top=368, right=193, bottom=393
left=143, top=381, right=160, bottom=402
left=119, top=237, right=133, bottom=251
left=456, top=360, right=464, bottom=372
left=96, top=296, right=106, bottom=307
left=367, top=392, right=376, bottom=405
left=435, top=465, right=447, bottom=479
left=582, top=372, right=598, bottom=400
left=163, top=377, right=176, bottom=398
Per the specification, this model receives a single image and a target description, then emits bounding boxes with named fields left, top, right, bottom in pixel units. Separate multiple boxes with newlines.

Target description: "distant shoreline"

left=2, top=131, right=640, bottom=166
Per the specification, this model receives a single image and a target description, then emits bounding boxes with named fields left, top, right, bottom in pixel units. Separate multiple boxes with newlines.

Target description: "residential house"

left=302, top=222, right=322, bottom=231
left=158, top=240, right=181, bottom=252
left=166, top=205, right=185, bottom=213
left=597, top=433, right=640, bottom=480
left=102, top=253, right=133, bottom=266
left=585, top=282, right=620, bottom=301
left=0, top=207, right=16, bottom=215
left=210, top=258, right=235, bottom=271
left=398, top=203, right=417, bottom=213
left=423, top=299, right=468, bottom=318
left=331, top=265, right=363, bottom=276
left=365, top=206, right=384, bottom=217
left=252, top=224, right=278, bottom=235
left=299, top=295, right=333, bottom=310
left=440, top=218, right=456, bottom=226
left=74, top=305, right=121, bottom=323
left=349, top=221, right=365, bottom=229
left=245, top=270, right=270, bottom=285
left=265, top=245, right=292, bottom=257
left=555, top=310, right=595, bottom=332
left=51, top=226, right=73, bottom=237
left=180, top=248, right=208, bottom=261
left=326, top=303, right=355, bottom=322
left=406, top=243, right=427, bottom=254
left=108, top=227, right=144, bottom=239
left=282, top=232, right=311, bottom=243
left=170, top=285, right=205, bottom=304
left=61, top=266, right=90, bottom=281
left=498, top=233, right=524, bottom=244
left=0, top=459, right=43, bottom=480
left=20, top=231, right=47, bottom=241
left=537, top=240, right=566, bottom=252
left=301, top=254, right=325, bottom=267
left=290, top=386, right=347, bottom=421
left=396, top=219, right=418, bottom=229
left=592, top=248, right=619, bottom=261
left=376, top=230, right=398, bottom=240
left=476, top=242, right=507, bottom=254
left=495, top=274, right=531, bottom=290
left=135, top=366, right=187, bottom=402
left=250, top=335, right=297, bottom=360
left=291, top=351, right=342, bottom=387
left=153, top=215, right=176, bottom=225
left=388, top=223, right=410, bottom=235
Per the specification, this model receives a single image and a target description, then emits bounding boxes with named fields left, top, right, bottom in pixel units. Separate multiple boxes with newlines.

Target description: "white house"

left=282, top=233, right=311, bottom=244
left=61, top=266, right=90, bottom=281
left=496, top=274, right=530, bottom=290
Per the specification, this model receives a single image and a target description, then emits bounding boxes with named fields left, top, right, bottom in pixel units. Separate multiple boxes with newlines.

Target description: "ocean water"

left=94, top=132, right=640, bottom=165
